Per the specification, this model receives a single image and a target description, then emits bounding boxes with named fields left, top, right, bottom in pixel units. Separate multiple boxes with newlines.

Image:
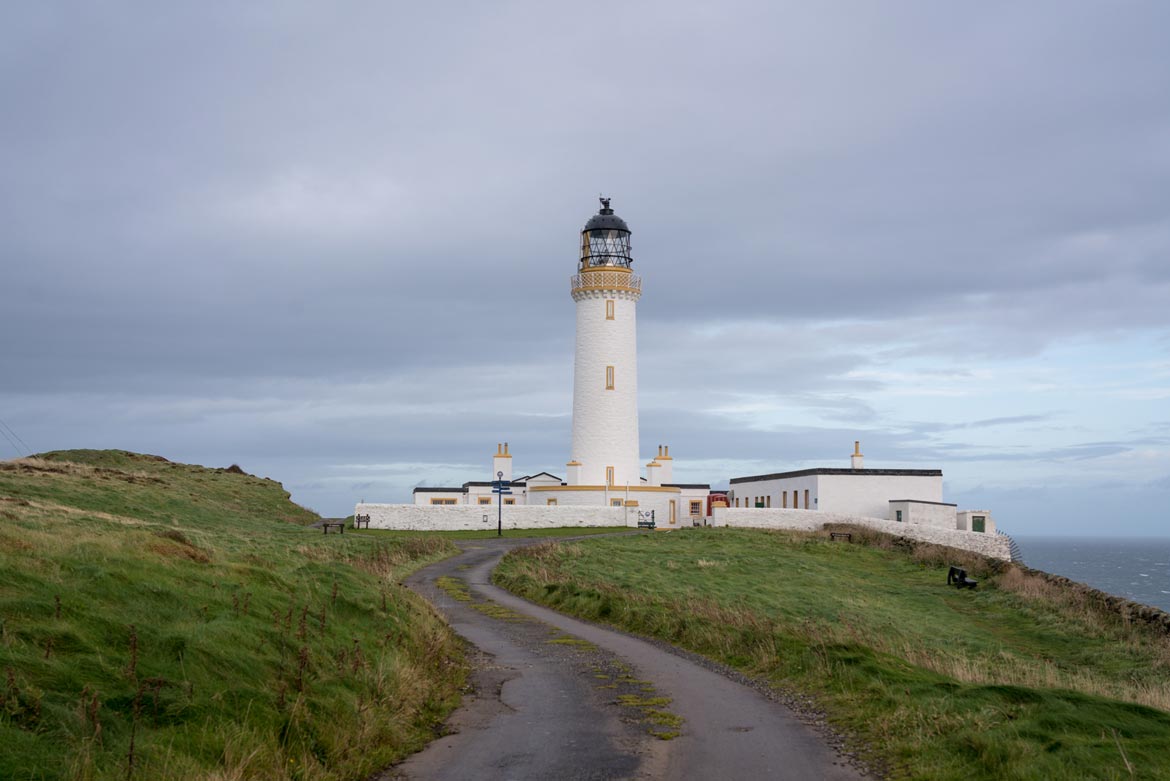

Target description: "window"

left=606, top=299, right=615, bottom=319
left=689, top=500, right=702, bottom=516
left=606, top=365, right=615, bottom=390
left=478, top=496, right=492, bottom=505
left=765, top=495, right=771, bottom=508
left=547, top=498, right=557, bottom=506
left=804, top=489, right=810, bottom=509
left=504, top=498, right=516, bottom=505
left=782, top=491, right=788, bottom=508
left=430, top=497, right=457, bottom=505
left=606, top=466, right=615, bottom=486
left=793, top=491, right=799, bottom=509
left=734, top=498, right=740, bottom=507
left=611, top=498, right=623, bottom=507
left=895, top=510, right=903, bottom=523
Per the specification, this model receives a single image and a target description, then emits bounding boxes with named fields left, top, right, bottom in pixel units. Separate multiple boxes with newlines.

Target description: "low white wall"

left=356, top=503, right=629, bottom=532
left=710, top=507, right=1012, bottom=561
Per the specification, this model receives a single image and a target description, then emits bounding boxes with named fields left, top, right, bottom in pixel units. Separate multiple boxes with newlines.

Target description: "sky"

left=1, top=2, right=1168, bottom=536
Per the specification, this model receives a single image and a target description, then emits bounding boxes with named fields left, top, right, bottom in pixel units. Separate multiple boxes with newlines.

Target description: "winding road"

left=388, top=536, right=870, bottom=780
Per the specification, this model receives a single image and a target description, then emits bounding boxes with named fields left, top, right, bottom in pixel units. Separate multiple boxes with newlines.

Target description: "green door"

left=972, top=516, right=986, bottom=533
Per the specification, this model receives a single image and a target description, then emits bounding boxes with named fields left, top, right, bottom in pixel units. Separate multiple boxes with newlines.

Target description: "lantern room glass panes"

left=581, top=228, right=632, bottom=269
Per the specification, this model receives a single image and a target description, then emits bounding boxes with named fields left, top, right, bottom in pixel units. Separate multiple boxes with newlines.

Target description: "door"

left=972, top=515, right=986, bottom=533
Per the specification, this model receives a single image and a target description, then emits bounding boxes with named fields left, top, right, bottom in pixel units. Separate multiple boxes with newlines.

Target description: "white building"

left=729, top=441, right=994, bottom=535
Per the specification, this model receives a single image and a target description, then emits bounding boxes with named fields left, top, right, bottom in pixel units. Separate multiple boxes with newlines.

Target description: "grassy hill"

left=495, top=527, right=1170, bottom=780
left=0, top=450, right=464, bottom=780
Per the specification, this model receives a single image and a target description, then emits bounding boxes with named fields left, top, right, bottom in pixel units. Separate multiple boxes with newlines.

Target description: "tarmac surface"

left=386, top=536, right=870, bottom=780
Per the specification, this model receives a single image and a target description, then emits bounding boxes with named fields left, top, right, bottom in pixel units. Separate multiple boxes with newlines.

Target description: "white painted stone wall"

left=356, top=503, right=629, bottom=531
left=710, top=507, right=1013, bottom=561
left=889, top=500, right=957, bottom=529
left=570, top=288, right=641, bottom=488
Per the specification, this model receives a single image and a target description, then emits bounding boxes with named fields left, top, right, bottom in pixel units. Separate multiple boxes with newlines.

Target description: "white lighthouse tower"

left=568, top=198, right=643, bottom=488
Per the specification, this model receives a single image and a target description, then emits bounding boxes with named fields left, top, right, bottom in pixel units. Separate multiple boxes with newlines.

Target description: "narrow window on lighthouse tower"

left=606, top=299, right=615, bottom=319
left=605, top=365, right=615, bottom=390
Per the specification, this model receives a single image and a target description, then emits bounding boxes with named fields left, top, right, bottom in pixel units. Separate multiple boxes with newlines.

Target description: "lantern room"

left=580, top=197, right=633, bottom=271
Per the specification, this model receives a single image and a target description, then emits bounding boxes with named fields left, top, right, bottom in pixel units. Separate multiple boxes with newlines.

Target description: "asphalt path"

left=388, top=536, right=869, bottom=781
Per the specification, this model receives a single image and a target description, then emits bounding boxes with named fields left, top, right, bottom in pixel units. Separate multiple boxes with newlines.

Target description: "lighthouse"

left=568, top=198, right=643, bottom=488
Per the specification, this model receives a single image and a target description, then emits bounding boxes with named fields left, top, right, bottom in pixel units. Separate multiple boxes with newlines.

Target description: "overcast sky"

left=2, top=2, right=1168, bottom=536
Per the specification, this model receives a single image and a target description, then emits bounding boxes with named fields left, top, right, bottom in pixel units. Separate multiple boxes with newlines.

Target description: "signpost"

left=491, top=470, right=511, bottom=537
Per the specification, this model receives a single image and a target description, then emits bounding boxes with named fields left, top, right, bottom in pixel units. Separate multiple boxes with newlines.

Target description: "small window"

left=765, top=495, right=771, bottom=508
left=611, top=498, right=623, bottom=507
left=896, top=510, right=903, bottom=523
left=606, top=466, right=615, bottom=486
left=689, top=500, right=702, bottom=516
left=782, top=491, right=788, bottom=508
left=804, top=489, right=810, bottom=509
left=478, top=496, right=491, bottom=505
left=793, top=491, right=799, bottom=509
left=606, top=365, right=615, bottom=390
left=547, top=498, right=557, bottom=506
left=504, top=498, right=516, bottom=505
left=430, top=497, right=457, bottom=505
left=606, top=299, right=615, bottom=320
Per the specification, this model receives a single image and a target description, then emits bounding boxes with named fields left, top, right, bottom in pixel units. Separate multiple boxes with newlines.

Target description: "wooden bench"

left=354, top=514, right=370, bottom=529
left=947, top=565, right=978, bottom=590
left=829, top=532, right=852, bottom=542
left=322, top=522, right=345, bottom=535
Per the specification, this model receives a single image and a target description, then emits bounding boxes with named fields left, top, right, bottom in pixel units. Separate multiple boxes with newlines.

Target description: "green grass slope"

left=495, top=528, right=1170, bottom=780
left=0, top=450, right=464, bottom=780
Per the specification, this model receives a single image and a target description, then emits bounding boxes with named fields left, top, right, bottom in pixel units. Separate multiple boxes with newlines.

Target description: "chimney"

left=851, top=440, right=864, bottom=470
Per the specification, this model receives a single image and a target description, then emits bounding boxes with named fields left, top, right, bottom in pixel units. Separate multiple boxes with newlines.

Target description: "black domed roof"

left=583, top=197, right=630, bottom=233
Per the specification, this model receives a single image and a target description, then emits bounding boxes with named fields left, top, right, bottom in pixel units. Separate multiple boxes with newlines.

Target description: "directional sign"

left=493, top=488, right=512, bottom=495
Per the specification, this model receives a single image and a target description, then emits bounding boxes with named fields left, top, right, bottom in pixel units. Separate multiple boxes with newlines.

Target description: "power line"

left=0, top=416, right=31, bottom=457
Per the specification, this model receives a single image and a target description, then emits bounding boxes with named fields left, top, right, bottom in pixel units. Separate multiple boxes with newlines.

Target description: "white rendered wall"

left=819, top=474, right=942, bottom=518
left=570, top=289, right=641, bottom=487
left=356, top=502, right=629, bottom=531
left=710, top=507, right=1013, bottom=561
left=730, top=475, right=818, bottom=509
left=412, top=490, right=465, bottom=505
left=732, top=474, right=943, bottom=517
left=889, top=500, right=957, bottom=529
left=957, top=510, right=997, bottom=534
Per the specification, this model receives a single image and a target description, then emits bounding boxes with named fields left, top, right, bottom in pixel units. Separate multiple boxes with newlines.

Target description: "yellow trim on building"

left=624, top=500, right=639, bottom=507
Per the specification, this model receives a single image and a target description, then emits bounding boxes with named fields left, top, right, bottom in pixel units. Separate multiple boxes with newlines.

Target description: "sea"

left=1013, top=536, right=1170, bottom=613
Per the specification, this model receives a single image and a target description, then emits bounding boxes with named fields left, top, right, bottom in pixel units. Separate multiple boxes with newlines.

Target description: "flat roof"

left=730, top=468, right=942, bottom=484
left=889, top=499, right=956, bottom=507
left=411, top=486, right=464, bottom=493
left=663, top=483, right=711, bottom=489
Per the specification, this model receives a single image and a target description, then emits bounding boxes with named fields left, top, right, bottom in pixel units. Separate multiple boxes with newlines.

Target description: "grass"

left=494, top=527, right=1170, bottom=780
left=355, top=526, right=631, bottom=540
left=0, top=450, right=466, bottom=780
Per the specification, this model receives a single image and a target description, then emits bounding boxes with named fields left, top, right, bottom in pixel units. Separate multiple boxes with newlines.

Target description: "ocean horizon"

left=1013, top=535, right=1170, bottom=613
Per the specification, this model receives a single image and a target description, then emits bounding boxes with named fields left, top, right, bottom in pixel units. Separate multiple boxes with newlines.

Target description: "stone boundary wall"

left=710, top=507, right=1013, bottom=561
left=355, top=503, right=629, bottom=532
